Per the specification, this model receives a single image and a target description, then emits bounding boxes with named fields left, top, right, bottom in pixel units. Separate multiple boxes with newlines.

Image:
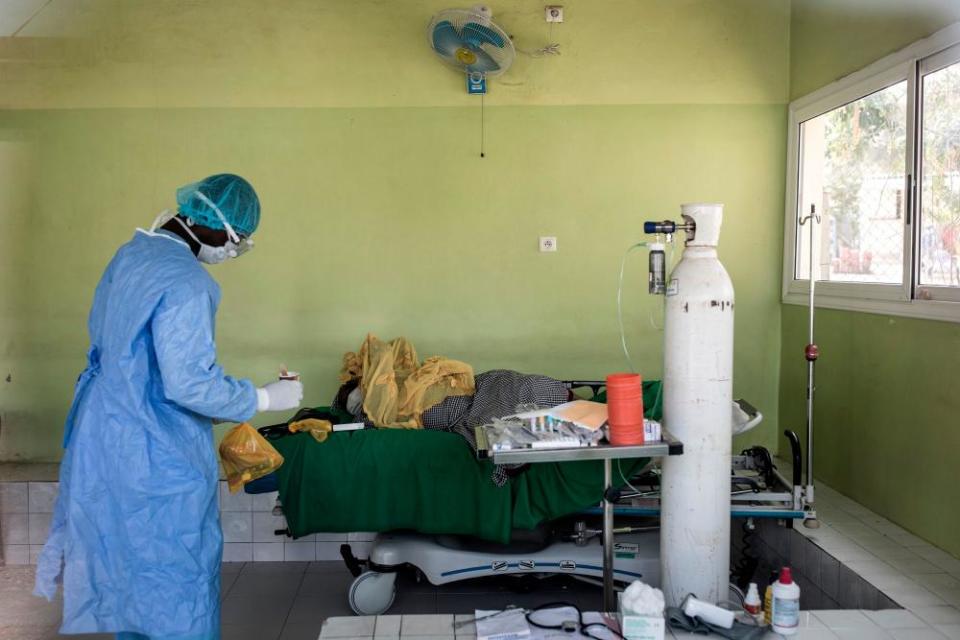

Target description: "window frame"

left=782, top=22, right=960, bottom=323
left=916, top=42, right=960, bottom=304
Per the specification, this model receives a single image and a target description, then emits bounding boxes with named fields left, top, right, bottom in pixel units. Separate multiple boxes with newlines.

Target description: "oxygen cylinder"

left=659, top=203, right=734, bottom=607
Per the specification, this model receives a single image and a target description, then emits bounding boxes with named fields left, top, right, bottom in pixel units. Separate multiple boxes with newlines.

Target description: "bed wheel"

left=348, top=571, right=397, bottom=616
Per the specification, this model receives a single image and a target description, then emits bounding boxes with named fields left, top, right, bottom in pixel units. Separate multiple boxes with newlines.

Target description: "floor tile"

left=888, top=556, right=944, bottom=576
left=222, top=543, right=253, bottom=562
left=888, top=630, right=951, bottom=640
left=866, top=609, right=928, bottom=629
left=914, top=575, right=960, bottom=595
left=286, top=541, right=318, bottom=562
left=242, top=561, right=310, bottom=575
left=321, top=615, right=376, bottom=637
left=222, top=622, right=285, bottom=640
left=0, top=589, right=62, bottom=627
left=796, top=611, right=827, bottom=628
left=308, top=561, right=349, bottom=574
left=278, top=622, right=323, bottom=640
left=286, top=593, right=354, bottom=626
left=220, top=570, right=240, bottom=598
left=28, top=482, right=57, bottom=513
left=436, top=594, right=487, bottom=615
left=391, top=589, right=438, bottom=615
left=833, top=630, right=893, bottom=639
left=0, top=625, right=66, bottom=640
left=221, top=592, right=296, bottom=628
left=0, top=482, right=29, bottom=513
left=1, top=513, right=29, bottom=545
left=935, top=624, right=960, bottom=639
left=910, top=606, right=960, bottom=626
left=824, top=544, right=877, bottom=563
left=375, top=615, right=403, bottom=638
left=254, top=542, right=286, bottom=562
left=790, top=630, right=840, bottom=639
left=400, top=614, right=455, bottom=636
left=813, top=610, right=882, bottom=629
left=886, top=586, right=948, bottom=608
left=886, top=532, right=931, bottom=548
left=298, top=571, right=355, bottom=598
left=846, top=560, right=901, bottom=580
left=219, top=484, right=253, bottom=512
left=229, top=571, right=304, bottom=597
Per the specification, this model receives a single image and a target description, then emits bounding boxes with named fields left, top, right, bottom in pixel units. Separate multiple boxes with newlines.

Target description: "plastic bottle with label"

left=771, top=567, right=801, bottom=635
left=744, top=582, right=762, bottom=619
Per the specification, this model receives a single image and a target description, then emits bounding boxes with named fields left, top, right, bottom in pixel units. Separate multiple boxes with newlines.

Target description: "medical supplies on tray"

left=486, top=415, right=597, bottom=451
left=484, top=400, right=663, bottom=452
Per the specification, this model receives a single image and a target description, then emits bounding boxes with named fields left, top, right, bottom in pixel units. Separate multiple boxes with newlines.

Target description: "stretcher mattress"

left=270, top=382, right=662, bottom=545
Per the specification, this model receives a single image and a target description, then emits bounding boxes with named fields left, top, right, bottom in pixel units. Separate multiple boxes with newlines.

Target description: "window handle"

left=905, top=173, right=913, bottom=226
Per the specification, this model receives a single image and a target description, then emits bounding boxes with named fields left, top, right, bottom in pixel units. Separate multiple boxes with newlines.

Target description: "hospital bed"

left=246, top=381, right=815, bottom=615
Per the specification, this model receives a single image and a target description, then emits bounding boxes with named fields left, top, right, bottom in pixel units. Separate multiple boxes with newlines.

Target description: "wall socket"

left=539, top=236, right=558, bottom=252
left=545, top=6, right=563, bottom=22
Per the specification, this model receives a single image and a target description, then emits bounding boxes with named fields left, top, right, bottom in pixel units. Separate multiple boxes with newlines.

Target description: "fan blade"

left=461, top=22, right=506, bottom=48
left=432, top=20, right=464, bottom=57
left=466, top=46, right=500, bottom=73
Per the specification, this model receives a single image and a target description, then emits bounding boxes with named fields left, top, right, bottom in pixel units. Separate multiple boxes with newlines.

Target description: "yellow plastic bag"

left=219, top=423, right=284, bottom=493
left=288, top=418, right=333, bottom=443
left=397, top=356, right=474, bottom=426
left=340, top=333, right=474, bottom=428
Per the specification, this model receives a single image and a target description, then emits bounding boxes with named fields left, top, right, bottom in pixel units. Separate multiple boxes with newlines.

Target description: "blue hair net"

left=176, top=174, right=261, bottom=237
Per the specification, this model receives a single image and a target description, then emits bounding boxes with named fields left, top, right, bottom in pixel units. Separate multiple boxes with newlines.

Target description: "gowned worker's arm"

left=151, top=285, right=258, bottom=423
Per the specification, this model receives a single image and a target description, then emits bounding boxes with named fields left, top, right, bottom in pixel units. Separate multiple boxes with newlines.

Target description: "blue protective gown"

left=35, top=229, right=259, bottom=638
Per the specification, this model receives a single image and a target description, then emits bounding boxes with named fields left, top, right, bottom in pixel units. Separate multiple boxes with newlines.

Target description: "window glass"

left=919, top=61, right=960, bottom=288
left=796, top=82, right=907, bottom=283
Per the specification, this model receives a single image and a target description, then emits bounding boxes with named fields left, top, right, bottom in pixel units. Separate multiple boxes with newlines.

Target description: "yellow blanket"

left=341, top=334, right=474, bottom=428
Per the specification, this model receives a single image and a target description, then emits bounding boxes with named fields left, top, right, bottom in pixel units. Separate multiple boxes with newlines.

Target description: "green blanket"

left=272, top=380, right=662, bottom=544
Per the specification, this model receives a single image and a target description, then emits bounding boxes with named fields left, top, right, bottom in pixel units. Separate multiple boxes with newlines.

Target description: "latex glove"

left=256, top=380, right=304, bottom=412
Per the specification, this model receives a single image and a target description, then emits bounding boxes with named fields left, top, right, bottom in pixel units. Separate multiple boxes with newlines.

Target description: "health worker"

left=34, top=174, right=303, bottom=639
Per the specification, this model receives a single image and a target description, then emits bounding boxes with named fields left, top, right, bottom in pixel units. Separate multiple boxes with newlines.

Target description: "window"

left=796, top=83, right=907, bottom=285
left=919, top=45, right=960, bottom=297
left=784, top=24, right=960, bottom=321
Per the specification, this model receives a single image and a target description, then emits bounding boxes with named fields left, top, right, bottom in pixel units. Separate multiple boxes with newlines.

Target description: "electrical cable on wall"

left=516, top=43, right=561, bottom=57
left=480, top=92, right=485, bottom=158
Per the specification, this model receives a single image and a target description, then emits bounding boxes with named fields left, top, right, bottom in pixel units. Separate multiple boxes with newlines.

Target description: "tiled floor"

left=0, top=560, right=608, bottom=640
left=319, top=610, right=960, bottom=639
left=793, top=476, right=960, bottom=624
left=3, top=460, right=959, bottom=639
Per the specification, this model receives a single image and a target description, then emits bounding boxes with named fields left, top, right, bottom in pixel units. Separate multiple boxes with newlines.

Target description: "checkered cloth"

left=336, top=370, right=570, bottom=487
left=423, top=370, right=570, bottom=486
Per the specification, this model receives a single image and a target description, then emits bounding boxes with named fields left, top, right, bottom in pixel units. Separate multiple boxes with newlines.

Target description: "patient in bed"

left=333, top=335, right=572, bottom=485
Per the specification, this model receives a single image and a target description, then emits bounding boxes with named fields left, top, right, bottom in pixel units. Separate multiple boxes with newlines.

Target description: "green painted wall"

left=780, top=307, right=960, bottom=555
left=0, top=1, right=789, bottom=461
left=786, top=1, right=960, bottom=555
left=790, top=0, right=960, bottom=99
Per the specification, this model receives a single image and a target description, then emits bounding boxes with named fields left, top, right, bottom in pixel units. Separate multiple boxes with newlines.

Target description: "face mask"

left=171, top=216, right=242, bottom=264
left=163, top=191, right=254, bottom=264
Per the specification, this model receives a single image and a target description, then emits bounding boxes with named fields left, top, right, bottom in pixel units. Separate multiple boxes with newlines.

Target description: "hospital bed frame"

left=333, top=383, right=817, bottom=615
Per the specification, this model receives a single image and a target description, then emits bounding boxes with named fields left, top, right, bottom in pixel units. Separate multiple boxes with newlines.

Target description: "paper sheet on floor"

left=474, top=608, right=621, bottom=640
